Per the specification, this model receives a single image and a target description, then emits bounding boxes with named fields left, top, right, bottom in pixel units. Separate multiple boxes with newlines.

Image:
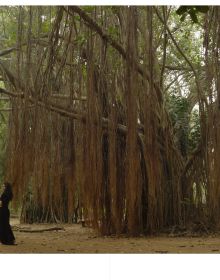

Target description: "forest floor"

left=0, top=218, right=220, bottom=253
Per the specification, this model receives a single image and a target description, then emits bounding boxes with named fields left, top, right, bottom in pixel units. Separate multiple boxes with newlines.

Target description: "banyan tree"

left=0, top=6, right=219, bottom=236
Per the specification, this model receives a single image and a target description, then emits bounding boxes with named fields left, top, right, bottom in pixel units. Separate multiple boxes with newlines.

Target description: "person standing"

left=0, top=182, right=16, bottom=245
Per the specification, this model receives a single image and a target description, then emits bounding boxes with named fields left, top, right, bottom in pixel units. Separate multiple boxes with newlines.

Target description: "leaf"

left=195, top=6, right=209, bottom=13
left=74, top=14, right=80, bottom=21
left=176, top=5, right=209, bottom=23
left=108, top=26, right=117, bottom=36
left=176, top=6, right=189, bottom=15
left=180, top=14, right=187, bottom=22
left=111, top=7, right=119, bottom=15
left=83, top=6, right=95, bottom=13
left=189, top=10, right=198, bottom=23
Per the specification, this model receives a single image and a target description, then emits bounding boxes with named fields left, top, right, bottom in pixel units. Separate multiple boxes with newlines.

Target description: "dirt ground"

left=0, top=218, right=220, bottom=253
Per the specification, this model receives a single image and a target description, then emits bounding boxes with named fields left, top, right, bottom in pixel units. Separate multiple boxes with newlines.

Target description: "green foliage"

left=188, top=108, right=200, bottom=151
left=176, top=6, right=209, bottom=23
left=82, top=6, right=95, bottom=13
left=167, top=94, right=201, bottom=154
left=167, top=94, right=189, bottom=119
left=157, top=6, right=204, bottom=85
left=108, top=26, right=118, bottom=38
left=41, top=19, right=51, bottom=34
left=75, top=34, right=86, bottom=45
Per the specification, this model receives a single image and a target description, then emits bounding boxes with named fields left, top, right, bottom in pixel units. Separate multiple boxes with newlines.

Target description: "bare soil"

left=0, top=218, right=220, bottom=253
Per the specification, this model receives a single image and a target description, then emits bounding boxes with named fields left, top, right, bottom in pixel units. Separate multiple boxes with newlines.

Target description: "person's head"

left=2, top=182, right=13, bottom=200
left=3, top=181, right=12, bottom=189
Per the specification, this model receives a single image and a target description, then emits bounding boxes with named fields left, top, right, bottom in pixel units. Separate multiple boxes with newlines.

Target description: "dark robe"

left=0, top=188, right=15, bottom=245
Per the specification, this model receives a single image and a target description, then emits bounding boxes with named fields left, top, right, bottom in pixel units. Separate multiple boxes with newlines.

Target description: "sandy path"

left=0, top=219, right=219, bottom=253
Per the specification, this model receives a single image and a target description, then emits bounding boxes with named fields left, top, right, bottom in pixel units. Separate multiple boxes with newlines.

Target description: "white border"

left=0, top=1, right=218, bottom=6
left=0, top=254, right=219, bottom=280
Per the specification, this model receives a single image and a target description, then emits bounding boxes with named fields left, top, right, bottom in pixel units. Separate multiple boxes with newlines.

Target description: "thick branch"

left=51, top=94, right=87, bottom=101
left=0, top=47, right=19, bottom=57
left=164, top=65, right=192, bottom=71
left=0, top=38, right=49, bottom=58
left=0, top=108, right=13, bottom=112
left=0, top=87, right=131, bottom=134
left=14, top=226, right=65, bottom=233
left=0, top=97, right=11, bottom=101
